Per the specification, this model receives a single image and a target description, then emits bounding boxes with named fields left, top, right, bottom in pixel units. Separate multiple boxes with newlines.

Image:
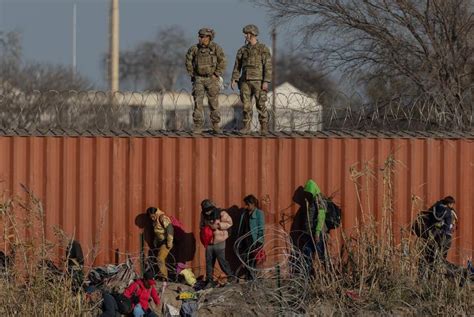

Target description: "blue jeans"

left=302, top=233, right=326, bottom=275
left=132, top=304, right=158, bottom=317
left=133, top=304, right=145, bottom=317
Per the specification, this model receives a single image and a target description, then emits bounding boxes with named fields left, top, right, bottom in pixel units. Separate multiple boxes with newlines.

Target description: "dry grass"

left=307, top=155, right=473, bottom=315
left=0, top=156, right=472, bottom=316
left=0, top=185, right=95, bottom=316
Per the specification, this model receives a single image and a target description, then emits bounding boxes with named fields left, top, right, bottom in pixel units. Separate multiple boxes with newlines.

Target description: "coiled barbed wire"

left=233, top=225, right=311, bottom=314
left=0, top=89, right=472, bottom=131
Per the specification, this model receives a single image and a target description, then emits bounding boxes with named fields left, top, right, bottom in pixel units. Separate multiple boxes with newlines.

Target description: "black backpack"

left=324, top=198, right=342, bottom=230
left=411, top=211, right=433, bottom=238
left=111, top=292, right=132, bottom=315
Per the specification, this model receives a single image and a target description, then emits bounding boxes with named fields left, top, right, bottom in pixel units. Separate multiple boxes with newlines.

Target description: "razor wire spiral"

left=0, top=89, right=472, bottom=131
left=233, top=225, right=311, bottom=314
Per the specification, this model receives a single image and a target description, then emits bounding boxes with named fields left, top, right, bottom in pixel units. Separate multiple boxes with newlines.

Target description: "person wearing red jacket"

left=123, top=271, right=160, bottom=317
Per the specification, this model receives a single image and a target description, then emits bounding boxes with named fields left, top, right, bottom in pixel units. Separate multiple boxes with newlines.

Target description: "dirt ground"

left=155, top=280, right=474, bottom=316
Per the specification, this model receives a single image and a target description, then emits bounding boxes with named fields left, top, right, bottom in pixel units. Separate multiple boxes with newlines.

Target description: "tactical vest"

left=194, top=43, right=218, bottom=76
left=241, top=43, right=266, bottom=81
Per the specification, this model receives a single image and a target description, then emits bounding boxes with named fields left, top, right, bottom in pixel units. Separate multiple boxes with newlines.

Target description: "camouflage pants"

left=240, top=80, right=268, bottom=125
left=192, top=76, right=220, bottom=126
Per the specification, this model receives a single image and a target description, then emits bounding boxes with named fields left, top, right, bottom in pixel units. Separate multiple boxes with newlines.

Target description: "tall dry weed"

left=308, top=154, right=473, bottom=315
left=0, top=185, right=96, bottom=316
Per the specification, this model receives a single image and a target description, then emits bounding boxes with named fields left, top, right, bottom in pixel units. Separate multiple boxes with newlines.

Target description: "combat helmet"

left=198, top=27, right=215, bottom=40
left=242, top=24, right=259, bottom=36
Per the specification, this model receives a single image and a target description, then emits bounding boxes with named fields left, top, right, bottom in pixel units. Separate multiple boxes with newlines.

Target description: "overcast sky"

left=0, top=0, right=289, bottom=90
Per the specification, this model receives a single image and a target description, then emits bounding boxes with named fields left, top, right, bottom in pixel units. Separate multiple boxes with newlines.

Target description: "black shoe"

left=212, top=123, right=221, bottom=133
left=193, top=125, right=203, bottom=133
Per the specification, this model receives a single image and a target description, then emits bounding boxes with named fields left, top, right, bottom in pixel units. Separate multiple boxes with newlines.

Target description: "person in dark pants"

left=200, top=199, right=234, bottom=286
left=237, top=194, right=265, bottom=280
left=86, top=286, right=121, bottom=317
left=66, top=239, right=84, bottom=293
left=301, top=179, right=327, bottom=276
left=422, top=196, right=456, bottom=270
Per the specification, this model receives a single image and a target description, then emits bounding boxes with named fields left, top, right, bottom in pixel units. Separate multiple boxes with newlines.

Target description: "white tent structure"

left=267, top=82, right=323, bottom=131
left=100, top=82, right=323, bottom=131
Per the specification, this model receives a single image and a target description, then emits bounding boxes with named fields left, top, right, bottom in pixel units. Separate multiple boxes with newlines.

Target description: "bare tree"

left=0, top=31, right=22, bottom=72
left=255, top=0, right=474, bottom=128
left=0, top=31, right=93, bottom=92
left=119, top=26, right=191, bottom=91
left=0, top=30, right=103, bottom=130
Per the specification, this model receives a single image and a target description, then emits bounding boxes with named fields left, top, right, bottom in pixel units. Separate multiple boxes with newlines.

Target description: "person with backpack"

left=302, top=179, right=328, bottom=275
left=237, top=194, right=265, bottom=280
left=422, top=196, right=457, bottom=266
left=200, top=199, right=234, bottom=287
left=147, top=207, right=174, bottom=281
left=123, top=270, right=160, bottom=317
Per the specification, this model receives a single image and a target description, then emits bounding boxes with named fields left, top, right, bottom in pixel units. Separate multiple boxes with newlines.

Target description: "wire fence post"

left=140, top=232, right=145, bottom=276
left=276, top=263, right=282, bottom=313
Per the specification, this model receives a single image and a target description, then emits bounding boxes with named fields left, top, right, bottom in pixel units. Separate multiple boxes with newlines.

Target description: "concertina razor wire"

left=0, top=89, right=473, bottom=132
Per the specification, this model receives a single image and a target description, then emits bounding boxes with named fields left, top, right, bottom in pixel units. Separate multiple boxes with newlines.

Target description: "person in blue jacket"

left=237, top=194, right=265, bottom=280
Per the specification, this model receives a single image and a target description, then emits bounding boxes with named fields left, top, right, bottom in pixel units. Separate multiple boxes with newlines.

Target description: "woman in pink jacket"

left=200, top=199, right=234, bottom=287
left=123, top=271, right=160, bottom=317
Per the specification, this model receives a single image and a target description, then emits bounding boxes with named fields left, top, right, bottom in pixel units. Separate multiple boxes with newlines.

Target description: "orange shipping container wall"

left=0, top=135, right=473, bottom=272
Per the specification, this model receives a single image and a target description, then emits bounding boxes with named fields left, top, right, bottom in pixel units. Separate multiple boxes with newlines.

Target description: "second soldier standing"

left=185, top=28, right=226, bottom=133
left=231, top=24, right=272, bottom=135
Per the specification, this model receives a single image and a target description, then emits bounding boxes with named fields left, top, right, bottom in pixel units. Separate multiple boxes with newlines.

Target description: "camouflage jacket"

left=231, top=41, right=272, bottom=82
left=185, top=42, right=226, bottom=77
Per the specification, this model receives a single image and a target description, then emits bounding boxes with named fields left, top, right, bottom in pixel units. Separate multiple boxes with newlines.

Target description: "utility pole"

left=72, top=2, right=77, bottom=80
left=109, top=0, right=120, bottom=93
left=271, top=28, right=277, bottom=131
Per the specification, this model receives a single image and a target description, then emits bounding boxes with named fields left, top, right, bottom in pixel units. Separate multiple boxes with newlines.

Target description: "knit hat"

left=201, top=199, right=215, bottom=213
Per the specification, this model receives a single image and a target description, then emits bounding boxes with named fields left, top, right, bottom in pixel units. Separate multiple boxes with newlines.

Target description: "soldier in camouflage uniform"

left=185, top=28, right=226, bottom=133
left=231, top=24, right=272, bottom=134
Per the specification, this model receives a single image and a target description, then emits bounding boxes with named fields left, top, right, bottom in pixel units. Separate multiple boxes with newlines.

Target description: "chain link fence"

left=0, top=89, right=472, bottom=132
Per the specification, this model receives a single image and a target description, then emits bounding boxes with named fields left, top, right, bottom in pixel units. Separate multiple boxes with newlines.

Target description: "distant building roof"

left=268, top=82, right=321, bottom=111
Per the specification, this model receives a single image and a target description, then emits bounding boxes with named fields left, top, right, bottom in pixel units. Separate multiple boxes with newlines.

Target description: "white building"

left=114, top=82, right=323, bottom=131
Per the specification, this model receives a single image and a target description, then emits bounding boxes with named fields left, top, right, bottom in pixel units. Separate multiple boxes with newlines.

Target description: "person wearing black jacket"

left=424, top=196, right=456, bottom=265
left=86, top=286, right=121, bottom=317
left=66, top=240, right=84, bottom=293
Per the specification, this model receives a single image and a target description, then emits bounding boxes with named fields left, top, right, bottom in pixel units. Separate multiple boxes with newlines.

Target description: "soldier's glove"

left=191, top=76, right=196, bottom=83
left=231, top=80, right=238, bottom=91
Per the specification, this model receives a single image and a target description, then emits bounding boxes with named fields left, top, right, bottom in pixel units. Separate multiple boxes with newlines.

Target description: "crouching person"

left=423, top=196, right=456, bottom=268
left=123, top=271, right=160, bottom=317
left=200, top=199, right=234, bottom=287
left=86, top=286, right=121, bottom=317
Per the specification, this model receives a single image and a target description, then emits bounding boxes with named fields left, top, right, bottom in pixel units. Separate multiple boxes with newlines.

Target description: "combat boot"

left=240, top=121, right=251, bottom=134
left=212, top=122, right=221, bottom=133
left=193, top=124, right=203, bottom=134
left=260, top=122, right=269, bottom=136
